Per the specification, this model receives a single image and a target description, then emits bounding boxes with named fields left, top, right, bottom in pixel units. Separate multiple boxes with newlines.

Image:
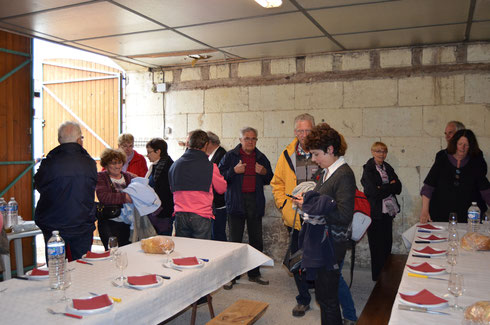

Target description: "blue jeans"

left=338, top=261, right=357, bottom=321
left=175, top=212, right=212, bottom=239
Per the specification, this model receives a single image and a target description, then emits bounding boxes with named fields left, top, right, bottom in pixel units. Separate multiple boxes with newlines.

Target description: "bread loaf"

left=464, top=301, right=490, bottom=324
left=141, top=236, right=174, bottom=254
left=461, top=232, right=490, bottom=251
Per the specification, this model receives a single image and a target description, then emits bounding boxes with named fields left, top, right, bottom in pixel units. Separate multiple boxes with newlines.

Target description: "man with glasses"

left=34, top=121, right=97, bottom=260
left=271, top=113, right=319, bottom=317
left=118, top=133, right=148, bottom=177
left=219, top=127, right=273, bottom=289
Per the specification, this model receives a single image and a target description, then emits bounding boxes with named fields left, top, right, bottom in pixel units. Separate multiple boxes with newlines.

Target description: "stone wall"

left=123, top=43, right=490, bottom=267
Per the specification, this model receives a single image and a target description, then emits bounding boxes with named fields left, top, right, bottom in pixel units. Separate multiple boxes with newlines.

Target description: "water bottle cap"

left=472, top=202, right=477, bottom=205
left=52, top=230, right=59, bottom=235
left=10, top=197, right=14, bottom=200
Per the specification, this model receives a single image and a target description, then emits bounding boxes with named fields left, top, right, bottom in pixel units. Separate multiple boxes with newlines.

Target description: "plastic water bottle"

left=6, top=197, right=18, bottom=232
left=467, top=202, right=481, bottom=233
left=47, top=230, right=65, bottom=289
left=0, top=198, right=7, bottom=230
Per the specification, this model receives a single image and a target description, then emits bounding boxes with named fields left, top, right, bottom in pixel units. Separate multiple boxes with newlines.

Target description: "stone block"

left=164, top=70, right=173, bottom=83
left=308, top=108, right=362, bottom=137
left=391, top=166, right=423, bottom=197
left=255, top=137, right=278, bottom=168
left=363, top=107, right=423, bottom=136
left=271, top=58, right=296, bottom=75
left=465, top=74, right=490, bottom=104
left=344, top=136, right=379, bottom=167
left=467, top=43, right=490, bottom=63
left=305, top=54, right=333, bottom=73
left=165, top=114, right=188, bottom=139
left=341, top=51, right=370, bottom=71
left=380, top=49, right=412, bottom=68
left=204, top=87, right=248, bottom=113
left=125, top=72, right=164, bottom=116
left=222, top=111, right=264, bottom=138
left=422, top=46, right=457, bottom=65
left=344, top=79, right=397, bottom=108
left=381, top=137, right=441, bottom=168
left=126, top=113, right=163, bottom=139
left=295, top=82, right=343, bottom=109
left=423, top=104, right=488, bottom=137
left=402, top=195, right=422, bottom=227
left=165, top=90, right=204, bottom=114
left=180, top=67, right=202, bottom=81
left=187, top=113, right=222, bottom=135
left=262, top=212, right=289, bottom=262
left=167, top=139, right=185, bottom=161
left=209, top=64, right=230, bottom=79
left=399, top=76, right=436, bottom=106
left=249, top=84, right=295, bottom=111
left=436, top=75, right=465, bottom=104
left=237, top=61, right=262, bottom=78
left=263, top=110, right=303, bottom=138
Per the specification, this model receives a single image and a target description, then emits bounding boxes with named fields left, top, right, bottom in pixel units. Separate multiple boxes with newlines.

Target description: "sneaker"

left=248, top=276, right=269, bottom=285
left=223, top=279, right=236, bottom=290
left=343, top=319, right=357, bottom=325
left=292, top=304, right=310, bottom=317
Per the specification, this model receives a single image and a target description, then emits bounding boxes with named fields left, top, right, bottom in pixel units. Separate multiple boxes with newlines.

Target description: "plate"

left=407, top=262, right=446, bottom=276
left=398, top=292, right=448, bottom=309
left=416, top=224, right=444, bottom=232
left=125, top=276, right=163, bottom=289
left=169, top=258, right=204, bottom=269
left=81, top=253, right=111, bottom=261
left=412, top=246, right=446, bottom=257
left=26, top=269, right=49, bottom=280
left=416, top=235, right=447, bottom=243
left=66, top=296, right=114, bottom=315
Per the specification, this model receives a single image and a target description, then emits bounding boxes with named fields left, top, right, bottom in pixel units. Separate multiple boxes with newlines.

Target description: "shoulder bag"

left=282, top=208, right=303, bottom=273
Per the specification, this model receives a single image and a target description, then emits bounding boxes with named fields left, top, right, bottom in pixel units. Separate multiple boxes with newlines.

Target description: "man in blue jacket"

left=35, top=121, right=97, bottom=261
left=219, top=126, right=273, bottom=289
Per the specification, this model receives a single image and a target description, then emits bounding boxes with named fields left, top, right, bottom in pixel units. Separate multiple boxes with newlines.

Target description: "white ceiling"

left=1, top=0, right=489, bottom=69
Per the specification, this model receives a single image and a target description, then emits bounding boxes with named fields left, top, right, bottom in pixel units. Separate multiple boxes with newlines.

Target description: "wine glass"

left=114, top=251, right=128, bottom=285
left=161, top=237, right=175, bottom=264
left=448, top=273, right=465, bottom=311
left=448, top=227, right=459, bottom=247
left=59, top=259, right=71, bottom=301
left=108, top=236, right=118, bottom=260
left=448, top=212, right=458, bottom=231
left=446, top=245, right=459, bottom=271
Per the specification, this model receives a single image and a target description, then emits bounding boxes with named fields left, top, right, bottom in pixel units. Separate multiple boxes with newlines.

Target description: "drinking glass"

left=448, top=227, right=459, bottom=247
left=448, top=273, right=465, bottom=311
left=161, top=237, right=175, bottom=264
left=108, top=236, right=118, bottom=260
left=114, top=251, right=128, bottom=284
left=448, top=212, right=458, bottom=231
left=59, top=259, right=71, bottom=301
left=446, top=245, right=458, bottom=271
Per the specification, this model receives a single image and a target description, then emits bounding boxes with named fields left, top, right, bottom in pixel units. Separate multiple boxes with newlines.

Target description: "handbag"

left=95, top=203, right=122, bottom=221
left=0, top=228, right=10, bottom=255
left=282, top=208, right=303, bottom=273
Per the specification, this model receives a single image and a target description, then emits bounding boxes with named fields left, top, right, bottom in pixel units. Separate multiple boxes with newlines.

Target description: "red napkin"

left=400, top=289, right=447, bottom=305
left=85, top=251, right=110, bottom=258
left=417, top=224, right=441, bottom=230
left=73, top=294, right=112, bottom=310
left=127, top=274, right=158, bottom=285
left=417, top=235, right=447, bottom=241
left=173, top=256, right=199, bottom=266
left=407, top=262, right=445, bottom=273
left=30, top=268, right=49, bottom=276
left=413, top=246, right=446, bottom=255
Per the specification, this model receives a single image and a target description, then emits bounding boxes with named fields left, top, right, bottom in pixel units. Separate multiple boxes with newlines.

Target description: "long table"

left=0, top=237, right=273, bottom=324
left=389, top=223, right=490, bottom=324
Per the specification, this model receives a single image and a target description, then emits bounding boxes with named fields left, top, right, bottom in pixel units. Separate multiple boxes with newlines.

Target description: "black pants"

left=42, top=229, right=93, bottom=261
left=316, top=266, right=342, bottom=325
left=98, top=219, right=131, bottom=251
left=367, top=215, right=393, bottom=281
left=228, top=192, right=263, bottom=278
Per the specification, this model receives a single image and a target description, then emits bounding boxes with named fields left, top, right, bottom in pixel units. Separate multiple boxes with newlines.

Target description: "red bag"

left=351, top=189, right=371, bottom=242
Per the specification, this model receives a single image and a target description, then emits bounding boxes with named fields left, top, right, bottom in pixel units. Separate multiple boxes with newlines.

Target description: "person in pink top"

left=168, top=130, right=227, bottom=239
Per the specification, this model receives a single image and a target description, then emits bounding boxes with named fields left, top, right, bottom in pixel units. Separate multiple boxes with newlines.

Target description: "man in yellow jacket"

left=271, top=113, right=319, bottom=317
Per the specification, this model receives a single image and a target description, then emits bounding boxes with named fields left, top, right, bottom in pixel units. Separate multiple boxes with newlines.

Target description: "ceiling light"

left=254, top=0, right=282, bottom=8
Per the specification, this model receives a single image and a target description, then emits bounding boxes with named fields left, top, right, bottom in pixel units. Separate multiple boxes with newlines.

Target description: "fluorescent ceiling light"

left=255, top=0, right=282, bottom=8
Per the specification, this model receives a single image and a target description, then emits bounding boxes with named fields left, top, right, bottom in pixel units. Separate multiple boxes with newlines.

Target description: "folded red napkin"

left=173, top=256, right=199, bottom=266
left=417, top=235, right=447, bottom=241
left=127, top=274, right=158, bottom=285
left=407, top=262, right=445, bottom=273
left=85, top=251, right=110, bottom=258
left=73, top=294, right=112, bottom=310
left=413, top=246, right=446, bottom=255
left=400, top=289, right=447, bottom=305
left=417, top=224, right=441, bottom=230
left=31, top=268, right=49, bottom=276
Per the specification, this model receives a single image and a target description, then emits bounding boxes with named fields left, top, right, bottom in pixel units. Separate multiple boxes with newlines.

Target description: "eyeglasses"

left=373, top=150, right=387, bottom=154
left=454, top=168, right=461, bottom=187
left=243, top=137, right=257, bottom=142
left=295, top=129, right=311, bottom=135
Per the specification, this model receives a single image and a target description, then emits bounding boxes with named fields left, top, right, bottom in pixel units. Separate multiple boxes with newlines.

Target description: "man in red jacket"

left=118, top=133, right=148, bottom=177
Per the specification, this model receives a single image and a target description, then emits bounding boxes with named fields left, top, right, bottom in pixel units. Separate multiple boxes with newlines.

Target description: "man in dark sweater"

left=219, top=127, right=274, bottom=288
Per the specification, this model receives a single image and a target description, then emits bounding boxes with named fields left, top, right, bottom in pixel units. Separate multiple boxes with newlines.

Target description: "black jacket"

left=361, top=158, right=401, bottom=220
left=151, top=156, right=174, bottom=219
left=211, top=146, right=227, bottom=208
left=34, top=143, right=97, bottom=236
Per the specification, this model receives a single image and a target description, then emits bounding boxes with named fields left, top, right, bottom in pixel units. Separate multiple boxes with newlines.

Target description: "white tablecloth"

left=0, top=237, right=273, bottom=325
left=389, top=223, right=490, bottom=324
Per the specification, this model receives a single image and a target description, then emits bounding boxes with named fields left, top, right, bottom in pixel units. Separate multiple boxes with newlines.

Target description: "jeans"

left=212, top=207, right=227, bottom=241
left=175, top=212, right=212, bottom=239
left=338, top=260, right=357, bottom=321
left=316, top=267, right=342, bottom=325
left=42, top=229, right=93, bottom=261
left=228, top=192, right=263, bottom=278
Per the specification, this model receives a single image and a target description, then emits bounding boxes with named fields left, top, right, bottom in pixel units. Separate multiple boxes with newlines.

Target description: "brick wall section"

left=124, top=43, right=490, bottom=266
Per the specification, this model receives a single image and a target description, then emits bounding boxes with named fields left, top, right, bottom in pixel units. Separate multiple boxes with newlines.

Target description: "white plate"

left=416, top=224, right=444, bottom=232
left=25, top=269, right=49, bottom=280
left=412, top=247, right=446, bottom=257
left=398, top=292, right=448, bottom=309
left=169, top=258, right=204, bottom=269
left=81, top=253, right=111, bottom=261
left=416, top=235, right=447, bottom=243
left=124, top=276, right=163, bottom=289
left=67, top=296, right=114, bottom=315
left=406, top=262, right=446, bottom=276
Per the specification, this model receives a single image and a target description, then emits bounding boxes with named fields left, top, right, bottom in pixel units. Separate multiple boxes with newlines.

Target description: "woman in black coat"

left=361, top=142, right=402, bottom=281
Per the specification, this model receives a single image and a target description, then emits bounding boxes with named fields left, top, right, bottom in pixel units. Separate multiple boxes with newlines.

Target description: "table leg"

left=1, top=254, right=11, bottom=280
left=14, top=238, right=24, bottom=276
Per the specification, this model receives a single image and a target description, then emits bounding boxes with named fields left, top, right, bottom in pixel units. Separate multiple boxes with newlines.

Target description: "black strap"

left=349, top=240, right=355, bottom=288
left=283, top=149, right=295, bottom=173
